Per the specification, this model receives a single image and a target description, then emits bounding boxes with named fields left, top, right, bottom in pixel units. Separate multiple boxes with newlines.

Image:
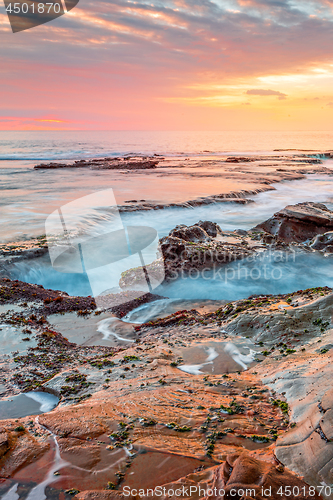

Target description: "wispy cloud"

left=246, top=89, right=288, bottom=100
left=1, top=0, right=333, bottom=129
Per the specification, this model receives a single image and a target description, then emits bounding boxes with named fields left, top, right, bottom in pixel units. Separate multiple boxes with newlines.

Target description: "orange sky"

left=1, top=0, right=333, bottom=130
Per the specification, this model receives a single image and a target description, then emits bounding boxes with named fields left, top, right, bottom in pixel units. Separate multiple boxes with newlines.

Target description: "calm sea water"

left=1, top=130, right=333, bottom=160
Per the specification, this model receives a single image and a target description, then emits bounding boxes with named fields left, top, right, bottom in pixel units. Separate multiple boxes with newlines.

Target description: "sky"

left=1, top=0, right=333, bottom=130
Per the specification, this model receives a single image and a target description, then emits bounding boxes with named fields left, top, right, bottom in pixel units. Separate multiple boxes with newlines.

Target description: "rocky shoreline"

left=0, top=279, right=331, bottom=499
left=32, top=152, right=333, bottom=213
left=0, top=200, right=332, bottom=498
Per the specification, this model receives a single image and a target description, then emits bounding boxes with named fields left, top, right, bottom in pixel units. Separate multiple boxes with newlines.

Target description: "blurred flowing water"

left=2, top=130, right=333, bottom=300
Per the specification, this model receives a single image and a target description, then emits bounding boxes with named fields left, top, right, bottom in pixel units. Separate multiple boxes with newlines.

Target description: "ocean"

left=1, top=130, right=333, bottom=300
left=1, top=130, right=333, bottom=243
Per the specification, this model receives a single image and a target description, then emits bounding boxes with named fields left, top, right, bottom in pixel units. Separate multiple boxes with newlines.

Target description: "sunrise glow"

left=1, top=0, right=333, bottom=130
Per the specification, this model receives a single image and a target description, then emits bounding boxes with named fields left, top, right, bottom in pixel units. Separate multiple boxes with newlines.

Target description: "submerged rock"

left=310, top=231, right=333, bottom=252
left=254, top=202, right=333, bottom=243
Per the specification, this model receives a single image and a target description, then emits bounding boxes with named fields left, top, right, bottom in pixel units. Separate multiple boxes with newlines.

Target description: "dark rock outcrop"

left=169, top=224, right=212, bottom=242
left=119, top=221, right=255, bottom=289
left=34, top=157, right=159, bottom=170
left=254, top=202, right=333, bottom=243
left=194, top=220, right=223, bottom=238
left=160, top=223, right=252, bottom=279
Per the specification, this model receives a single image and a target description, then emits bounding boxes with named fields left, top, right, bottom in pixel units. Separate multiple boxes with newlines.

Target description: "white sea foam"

left=97, top=317, right=135, bottom=342
left=24, top=391, right=59, bottom=413
left=224, top=342, right=257, bottom=370
left=178, top=346, right=219, bottom=375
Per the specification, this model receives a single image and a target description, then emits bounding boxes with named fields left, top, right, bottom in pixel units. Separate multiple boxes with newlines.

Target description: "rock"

left=310, top=232, right=333, bottom=252
left=262, top=232, right=276, bottom=244
left=213, top=453, right=322, bottom=500
left=160, top=233, right=252, bottom=279
left=120, top=220, right=253, bottom=287
left=254, top=202, right=333, bottom=243
left=0, top=433, right=9, bottom=458
left=194, top=221, right=223, bottom=238
left=75, top=492, right=124, bottom=500
left=169, top=224, right=211, bottom=242
left=234, top=229, right=248, bottom=236
left=255, top=323, right=333, bottom=493
left=34, top=157, right=159, bottom=170
left=118, top=259, right=166, bottom=290
left=225, top=290, right=333, bottom=344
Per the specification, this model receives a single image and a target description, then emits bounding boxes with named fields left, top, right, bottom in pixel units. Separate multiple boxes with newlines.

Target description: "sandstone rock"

left=214, top=453, right=322, bottom=500
left=118, top=259, right=165, bottom=290
left=0, top=432, right=9, bottom=458
left=225, top=291, right=333, bottom=344
left=254, top=202, right=333, bottom=243
left=155, top=453, right=323, bottom=500
left=160, top=223, right=253, bottom=279
left=256, top=332, right=333, bottom=495
left=75, top=491, right=124, bottom=500
left=120, top=221, right=253, bottom=288
left=35, top=157, right=159, bottom=170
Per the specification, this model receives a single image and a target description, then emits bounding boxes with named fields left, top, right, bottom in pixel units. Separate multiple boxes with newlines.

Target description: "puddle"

left=48, top=299, right=228, bottom=348
left=0, top=392, right=59, bottom=420
left=178, top=339, right=261, bottom=375
left=0, top=323, right=37, bottom=356
left=0, top=304, right=27, bottom=315
left=0, top=430, right=129, bottom=499
left=122, top=448, right=208, bottom=490
left=123, top=298, right=226, bottom=324
left=48, top=312, right=137, bottom=347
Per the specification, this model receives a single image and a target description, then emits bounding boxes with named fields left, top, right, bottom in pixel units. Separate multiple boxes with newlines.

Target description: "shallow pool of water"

left=9, top=249, right=333, bottom=304
left=48, top=312, right=137, bottom=347
left=122, top=298, right=225, bottom=324
left=178, top=339, right=261, bottom=375
left=0, top=391, right=59, bottom=420
left=155, top=251, right=333, bottom=301
left=0, top=324, right=37, bottom=356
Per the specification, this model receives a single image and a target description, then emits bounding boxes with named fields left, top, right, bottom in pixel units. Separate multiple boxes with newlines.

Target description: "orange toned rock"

left=216, top=453, right=322, bottom=500
left=0, top=433, right=9, bottom=458
left=75, top=491, right=124, bottom=500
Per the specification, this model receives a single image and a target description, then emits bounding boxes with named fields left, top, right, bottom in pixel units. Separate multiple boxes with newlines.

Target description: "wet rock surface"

left=2, top=192, right=333, bottom=498
left=0, top=280, right=331, bottom=498
left=30, top=152, right=333, bottom=214
left=120, top=221, right=262, bottom=289
left=34, top=157, right=160, bottom=170
left=254, top=202, right=333, bottom=243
